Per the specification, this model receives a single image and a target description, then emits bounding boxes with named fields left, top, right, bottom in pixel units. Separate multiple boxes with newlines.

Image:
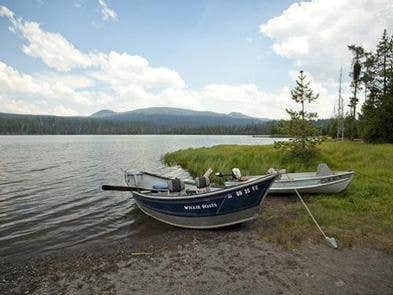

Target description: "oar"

left=215, top=172, right=232, bottom=177
left=102, top=185, right=157, bottom=192
left=294, top=189, right=338, bottom=249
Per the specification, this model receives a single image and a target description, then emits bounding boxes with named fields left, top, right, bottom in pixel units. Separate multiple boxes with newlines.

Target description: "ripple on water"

left=0, top=134, right=280, bottom=258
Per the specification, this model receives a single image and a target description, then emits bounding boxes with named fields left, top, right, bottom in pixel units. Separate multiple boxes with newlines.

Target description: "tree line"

left=0, top=114, right=276, bottom=135
left=329, top=29, right=393, bottom=143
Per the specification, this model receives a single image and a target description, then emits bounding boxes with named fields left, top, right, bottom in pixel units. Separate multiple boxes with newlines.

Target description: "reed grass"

left=164, top=141, right=393, bottom=252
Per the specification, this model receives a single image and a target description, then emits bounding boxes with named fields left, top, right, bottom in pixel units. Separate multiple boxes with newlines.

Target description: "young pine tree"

left=275, top=70, right=322, bottom=159
left=359, top=29, right=393, bottom=142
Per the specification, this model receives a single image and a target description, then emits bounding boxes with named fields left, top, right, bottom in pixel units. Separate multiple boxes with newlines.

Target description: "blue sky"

left=1, top=1, right=392, bottom=118
left=0, top=0, right=292, bottom=88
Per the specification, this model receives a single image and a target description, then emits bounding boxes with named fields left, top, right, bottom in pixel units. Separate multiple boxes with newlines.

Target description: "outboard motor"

left=316, top=163, right=333, bottom=177
left=167, top=178, right=185, bottom=193
left=195, top=176, right=210, bottom=189
left=231, top=168, right=242, bottom=180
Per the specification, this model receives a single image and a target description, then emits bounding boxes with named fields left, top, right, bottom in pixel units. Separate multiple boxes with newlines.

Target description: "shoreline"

left=1, top=199, right=393, bottom=294
left=2, top=140, right=392, bottom=294
left=163, top=141, right=393, bottom=253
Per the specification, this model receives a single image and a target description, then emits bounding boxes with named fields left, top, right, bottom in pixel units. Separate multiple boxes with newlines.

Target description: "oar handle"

left=215, top=172, right=232, bottom=177
left=101, top=185, right=154, bottom=192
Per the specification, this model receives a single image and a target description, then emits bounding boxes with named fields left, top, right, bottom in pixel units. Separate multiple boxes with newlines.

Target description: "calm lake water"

left=0, top=135, right=280, bottom=258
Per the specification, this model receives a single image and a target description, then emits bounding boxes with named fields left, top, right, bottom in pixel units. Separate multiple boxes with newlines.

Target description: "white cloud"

left=0, top=93, right=79, bottom=116
left=52, top=105, right=79, bottom=116
left=1, top=8, right=92, bottom=71
left=0, top=60, right=102, bottom=110
left=20, top=22, right=92, bottom=71
left=199, top=84, right=291, bottom=118
left=272, top=36, right=309, bottom=58
left=34, top=73, right=95, bottom=90
left=0, top=5, right=191, bottom=116
left=0, top=94, right=43, bottom=115
left=97, top=0, right=118, bottom=22
left=90, top=51, right=185, bottom=92
left=0, top=3, right=346, bottom=119
left=260, top=0, right=393, bottom=79
left=259, top=0, right=393, bottom=118
left=0, top=5, right=14, bottom=18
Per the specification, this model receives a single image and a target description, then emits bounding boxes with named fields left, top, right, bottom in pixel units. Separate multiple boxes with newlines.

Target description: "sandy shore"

left=1, top=201, right=393, bottom=295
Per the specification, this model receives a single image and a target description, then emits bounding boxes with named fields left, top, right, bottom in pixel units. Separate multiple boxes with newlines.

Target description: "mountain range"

left=90, top=107, right=269, bottom=127
left=0, top=107, right=272, bottom=135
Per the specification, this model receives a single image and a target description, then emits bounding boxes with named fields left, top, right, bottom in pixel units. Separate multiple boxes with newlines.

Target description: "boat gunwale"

left=233, top=171, right=354, bottom=183
left=128, top=170, right=354, bottom=184
left=131, top=174, right=277, bottom=200
left=275, top=170, right=354, bottom=182
left=269, top=173, right=354, bottom=191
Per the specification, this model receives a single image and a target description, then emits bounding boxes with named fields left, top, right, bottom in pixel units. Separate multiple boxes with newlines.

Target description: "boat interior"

left=125, top=170, right=223, bottom=196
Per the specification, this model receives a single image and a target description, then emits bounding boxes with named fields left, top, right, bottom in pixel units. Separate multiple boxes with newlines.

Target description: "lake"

left=0, top=135, right=280, bottom=258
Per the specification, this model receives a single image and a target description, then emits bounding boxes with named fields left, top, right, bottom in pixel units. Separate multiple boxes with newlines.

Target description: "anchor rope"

left=294, top=189, right=327, bottom=239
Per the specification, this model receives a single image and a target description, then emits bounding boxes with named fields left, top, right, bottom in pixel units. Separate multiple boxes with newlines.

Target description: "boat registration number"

left=228, top=185, right=258, bottom=198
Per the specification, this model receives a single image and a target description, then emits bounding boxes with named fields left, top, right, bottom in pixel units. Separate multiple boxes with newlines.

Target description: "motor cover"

left=231, top=168, right=242, bottom=180
left=195, top=176, right=210, bottom=188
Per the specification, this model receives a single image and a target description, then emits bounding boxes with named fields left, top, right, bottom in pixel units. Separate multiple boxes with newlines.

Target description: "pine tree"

left=375, top=29, right=392, bottom=95
left=275, top=70, right=322, bottom=159
left=358, top=29, right=393, bottom=143
left=347, top=45, right=365, bottom=140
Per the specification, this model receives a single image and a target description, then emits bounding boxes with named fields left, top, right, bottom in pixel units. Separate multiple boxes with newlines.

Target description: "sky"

left=0, top=0, right=393, bottom=119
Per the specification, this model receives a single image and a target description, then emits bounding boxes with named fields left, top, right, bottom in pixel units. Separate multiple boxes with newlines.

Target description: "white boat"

left=223, top=164, right=354, bottom=194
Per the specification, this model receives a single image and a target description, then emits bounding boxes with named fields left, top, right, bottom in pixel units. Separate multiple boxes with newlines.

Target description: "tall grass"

left=164, top=141, right=393, bottom=252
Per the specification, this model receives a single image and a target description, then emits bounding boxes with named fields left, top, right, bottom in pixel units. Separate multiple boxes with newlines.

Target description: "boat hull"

left=132, top=175, right=276, bottom=229
left=136, top=205, right=260, bottom=229
left=225, top=172, right=354, bottom=195
left=270, top=173, right=354, bottom=194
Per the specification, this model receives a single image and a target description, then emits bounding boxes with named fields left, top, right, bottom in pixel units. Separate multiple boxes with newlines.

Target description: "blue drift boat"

left=103, top=172, right=277, bottom=229
left=131, top=174, right=276, bottom=229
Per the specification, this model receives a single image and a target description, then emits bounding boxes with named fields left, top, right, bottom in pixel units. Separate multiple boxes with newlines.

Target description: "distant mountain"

left=90, top=109, right=116, bottom=118
left=228, top=112, right=254, bottom=119
left=90, top=107, right=269, bottom=127
left=0, top=109, right=333, bottom=135
left=0, top=107, right=273, bottom=135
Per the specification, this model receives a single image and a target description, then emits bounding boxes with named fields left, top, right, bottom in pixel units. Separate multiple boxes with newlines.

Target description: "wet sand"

left=1, top=201, right=393, bottom=295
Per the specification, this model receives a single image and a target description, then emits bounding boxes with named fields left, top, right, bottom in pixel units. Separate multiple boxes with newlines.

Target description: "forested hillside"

left=0, top=112, right=274, bottom=135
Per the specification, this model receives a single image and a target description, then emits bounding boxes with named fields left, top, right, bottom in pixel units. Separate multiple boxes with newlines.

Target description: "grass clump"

left=164, top=141, right=393, bottom=252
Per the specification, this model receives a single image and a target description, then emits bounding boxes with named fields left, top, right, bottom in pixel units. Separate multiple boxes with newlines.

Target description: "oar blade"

left=326, top=237, right=338, bottom=249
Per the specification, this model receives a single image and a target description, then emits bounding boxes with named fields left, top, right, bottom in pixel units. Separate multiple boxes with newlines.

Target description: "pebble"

left=335, top=279, right=345, bottom=287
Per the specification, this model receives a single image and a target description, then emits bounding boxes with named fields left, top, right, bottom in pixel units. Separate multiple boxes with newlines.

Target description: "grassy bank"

left=164, top=141, right=393, bottom=252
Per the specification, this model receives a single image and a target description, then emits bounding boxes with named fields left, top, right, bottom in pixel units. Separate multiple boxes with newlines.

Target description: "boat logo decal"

left=184, top=203, right=218, bottom=210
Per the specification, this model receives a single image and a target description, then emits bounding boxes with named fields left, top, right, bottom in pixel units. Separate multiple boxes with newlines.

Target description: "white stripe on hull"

left=135, top=201, right=260, bottom=229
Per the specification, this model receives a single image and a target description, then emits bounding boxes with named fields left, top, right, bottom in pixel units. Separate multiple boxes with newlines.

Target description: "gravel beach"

left=1, top=200, right=393, bottom=295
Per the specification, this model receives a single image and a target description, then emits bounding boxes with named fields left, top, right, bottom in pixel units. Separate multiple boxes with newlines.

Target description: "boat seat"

left=167, top=178, right=185, bottom=193
left=316, top=163, right=333, bottom=177
left=152, top=183, right=169, bottom=191
left=195, top=176, right=210, bottom=189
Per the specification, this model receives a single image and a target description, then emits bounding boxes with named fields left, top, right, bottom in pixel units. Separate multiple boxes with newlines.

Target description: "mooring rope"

left=294, top=189, right=337, bottom=249
left=294, top=189, right=327, bottom=239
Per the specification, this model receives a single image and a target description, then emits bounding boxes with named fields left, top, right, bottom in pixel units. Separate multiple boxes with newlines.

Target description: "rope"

left=294, top=189, right=327, bottom=239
